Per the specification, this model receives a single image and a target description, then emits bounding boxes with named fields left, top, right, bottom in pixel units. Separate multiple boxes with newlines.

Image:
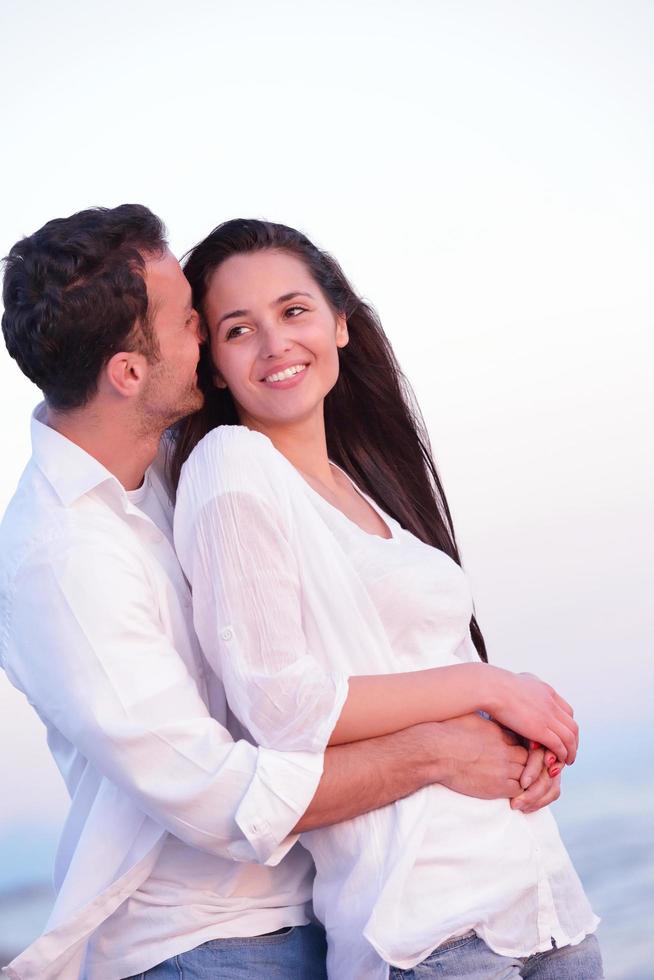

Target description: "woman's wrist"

left=422, top=661, right=510, bottom=720
left=476, top=663, right=513, bottom=716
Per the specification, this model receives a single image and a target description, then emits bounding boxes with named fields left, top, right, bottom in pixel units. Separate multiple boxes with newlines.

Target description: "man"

left=0, top=205, right=558, bottom=979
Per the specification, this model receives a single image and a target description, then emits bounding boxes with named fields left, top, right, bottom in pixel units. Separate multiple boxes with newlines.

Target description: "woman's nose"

left=260, top=324, right=292, bottom=359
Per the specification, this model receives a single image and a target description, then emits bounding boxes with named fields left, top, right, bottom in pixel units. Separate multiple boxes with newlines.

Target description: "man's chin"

left=180, top=386, right=206, bottom=419
left=193, top=386, right=206, bottom=411
left=160, top=388, right=205, bottom=431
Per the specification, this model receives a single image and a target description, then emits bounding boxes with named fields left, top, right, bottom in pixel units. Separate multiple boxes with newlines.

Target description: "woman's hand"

left=487, top=670, right=578, bottom=764
left=510, top=744, right=563, bottom=813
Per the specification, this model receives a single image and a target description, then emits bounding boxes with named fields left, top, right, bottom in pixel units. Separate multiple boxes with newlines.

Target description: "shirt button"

left=221, top=627, right=234, bottom=642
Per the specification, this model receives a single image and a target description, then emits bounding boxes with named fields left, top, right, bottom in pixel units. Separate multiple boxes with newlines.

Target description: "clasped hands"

left=437, top=713, right=564, bottom=814
left=511, top=739, right=562, bottom=814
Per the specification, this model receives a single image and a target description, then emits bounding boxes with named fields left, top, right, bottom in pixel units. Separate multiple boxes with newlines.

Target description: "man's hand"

left=295, top=714, right=561, bottom=834
left=436, top=713, right=529, bottom=799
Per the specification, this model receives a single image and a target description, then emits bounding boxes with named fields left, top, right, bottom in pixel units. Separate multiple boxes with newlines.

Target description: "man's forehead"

left=144, top=247, right=190, bottom=305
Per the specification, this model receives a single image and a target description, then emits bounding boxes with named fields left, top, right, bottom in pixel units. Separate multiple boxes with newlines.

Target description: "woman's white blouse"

left=174, top=426, right=598, bottom=980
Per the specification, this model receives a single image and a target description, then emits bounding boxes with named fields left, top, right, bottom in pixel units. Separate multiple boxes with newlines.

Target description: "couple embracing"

left=0, top=205, right=601, bottom=979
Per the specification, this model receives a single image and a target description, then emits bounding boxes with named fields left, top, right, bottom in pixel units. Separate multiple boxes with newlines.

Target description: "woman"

left=170, top=220, right=602, bottom=979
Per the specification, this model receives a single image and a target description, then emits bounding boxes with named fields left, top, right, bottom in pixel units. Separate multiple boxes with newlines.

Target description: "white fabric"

left=0, top=408, right=324, bottom=980
left=174, top=425, right=599, bottom=980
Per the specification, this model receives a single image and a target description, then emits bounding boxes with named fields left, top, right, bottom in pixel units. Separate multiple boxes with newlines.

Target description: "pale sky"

left=0, top=0, right=652, bottom=839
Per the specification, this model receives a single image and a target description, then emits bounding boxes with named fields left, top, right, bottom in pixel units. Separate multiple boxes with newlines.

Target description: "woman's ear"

left=335, top=313, right=349, bottom=349
left=212, top=368, right=229, bottom=390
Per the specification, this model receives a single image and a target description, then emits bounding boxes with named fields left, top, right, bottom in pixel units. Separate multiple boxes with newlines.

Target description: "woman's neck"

left=243, top=411, right=337, bottom=489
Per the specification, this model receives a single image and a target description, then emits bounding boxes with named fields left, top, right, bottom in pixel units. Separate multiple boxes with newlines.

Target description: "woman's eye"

left=225, top=325, right=250, bottom=340
left=285, top=305, right=307, bottom=318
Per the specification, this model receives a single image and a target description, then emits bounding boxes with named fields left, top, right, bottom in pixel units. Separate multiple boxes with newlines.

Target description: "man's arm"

left=295, top=713, right=529, bottom=833
left=5, top=536, right=324, bottom=865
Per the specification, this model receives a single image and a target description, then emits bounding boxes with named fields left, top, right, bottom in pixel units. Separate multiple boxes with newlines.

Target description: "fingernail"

left=529, top=741, right=540, bottom=750
left=545, top=753, right=556, bottom=766
left=549, top=766, right=561, bottom=778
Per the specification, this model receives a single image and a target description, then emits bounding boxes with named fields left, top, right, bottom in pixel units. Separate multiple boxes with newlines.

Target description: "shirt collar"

left=30, top=403, right=131, bottom=508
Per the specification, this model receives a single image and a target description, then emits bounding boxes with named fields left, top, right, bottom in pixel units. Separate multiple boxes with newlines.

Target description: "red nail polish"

left=549, top=766, right=561, bottom=778
left=529, top=741, right=540, bottom=750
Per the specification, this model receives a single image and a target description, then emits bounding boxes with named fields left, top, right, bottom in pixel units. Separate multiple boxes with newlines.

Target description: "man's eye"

left=226, top=325, right=250, bottom=340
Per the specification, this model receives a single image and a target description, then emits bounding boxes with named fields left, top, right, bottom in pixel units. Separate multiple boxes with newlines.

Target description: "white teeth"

left=264, top=364, right=307, bottom=383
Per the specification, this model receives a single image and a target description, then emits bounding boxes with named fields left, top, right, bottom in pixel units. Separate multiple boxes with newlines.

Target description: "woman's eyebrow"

left=275, top=291, right=315, bottom=304
left=217, top=307, right=249, bottom=327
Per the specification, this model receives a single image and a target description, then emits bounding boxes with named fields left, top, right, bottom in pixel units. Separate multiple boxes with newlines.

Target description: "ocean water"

left=555, top=791, right=654, bottom=980
left=1, top=765, right=652, bottom=978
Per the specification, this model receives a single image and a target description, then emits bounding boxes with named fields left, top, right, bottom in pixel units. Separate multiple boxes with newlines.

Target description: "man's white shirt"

left=0, top=408, right=322, bottom=980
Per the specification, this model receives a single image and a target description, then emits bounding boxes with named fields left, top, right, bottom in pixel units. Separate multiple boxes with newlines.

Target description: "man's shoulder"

left=0, top=460, right=142, bottom=584
left=0, top=459, right=63, bottom=565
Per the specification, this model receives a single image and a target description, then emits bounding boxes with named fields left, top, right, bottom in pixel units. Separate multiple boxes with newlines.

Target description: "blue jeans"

left=124, top=924, right=328, bottom=979
left=389, top=931, right=603, bottom=979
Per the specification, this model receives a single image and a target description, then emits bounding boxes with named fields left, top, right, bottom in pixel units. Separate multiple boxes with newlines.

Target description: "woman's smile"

left=261, top=362, right=309, bottom=387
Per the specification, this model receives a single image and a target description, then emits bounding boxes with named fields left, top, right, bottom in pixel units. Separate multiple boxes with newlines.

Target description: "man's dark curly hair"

left=2, top=204, right=167, bottom=410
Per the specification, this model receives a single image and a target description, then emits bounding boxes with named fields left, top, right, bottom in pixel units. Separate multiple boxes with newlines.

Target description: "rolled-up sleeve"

left=174, top=428, right=350, bottom=757
left=3, top=533, right=322, bottom=866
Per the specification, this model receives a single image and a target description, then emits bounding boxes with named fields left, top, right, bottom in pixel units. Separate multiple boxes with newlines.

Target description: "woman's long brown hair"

left=170, top=219, right=487, bottom=661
